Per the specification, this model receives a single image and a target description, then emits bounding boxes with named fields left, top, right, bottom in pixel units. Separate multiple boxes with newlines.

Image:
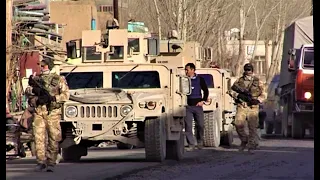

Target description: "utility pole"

left=6, top=0, right=13, bottom=109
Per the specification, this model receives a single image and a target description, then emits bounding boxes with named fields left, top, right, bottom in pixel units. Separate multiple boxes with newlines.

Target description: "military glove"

left=32, top=87, right=41, bottom=96
left=237, top=93, right=250, bottom=102
left=37, top=95, right=51, bottom=105
left=50, top=95, right=56, bottom=102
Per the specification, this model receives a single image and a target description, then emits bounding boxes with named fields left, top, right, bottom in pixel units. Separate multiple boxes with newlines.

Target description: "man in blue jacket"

left=184, top=63, right=209, bottom=151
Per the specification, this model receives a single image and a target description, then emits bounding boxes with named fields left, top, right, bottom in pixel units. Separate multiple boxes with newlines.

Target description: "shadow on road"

left=261, top=134, right=314, bottom=140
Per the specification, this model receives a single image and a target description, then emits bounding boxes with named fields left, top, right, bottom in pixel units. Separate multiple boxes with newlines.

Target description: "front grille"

left=78, top=105, right=119, bottom=118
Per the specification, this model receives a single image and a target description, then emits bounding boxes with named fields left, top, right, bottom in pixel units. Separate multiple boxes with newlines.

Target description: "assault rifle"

left=231, top=84, right=260, bottom=106
left=28, top=76, right=53, bottom=111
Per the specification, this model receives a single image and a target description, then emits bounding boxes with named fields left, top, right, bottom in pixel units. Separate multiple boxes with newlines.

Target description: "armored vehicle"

left=64, top=25, right=236, bottom=150
left=152, top=38, right=236, bottom=147
left=59, top=63, right=191, bottom=162
left=195, top=68, right=235, bottom=147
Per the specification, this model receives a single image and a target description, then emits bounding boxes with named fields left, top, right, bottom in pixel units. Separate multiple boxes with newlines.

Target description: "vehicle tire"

left=18, top=143, right=26, bottom=158
left=166, top=132, right=185, bottom=161
left=116, top=142, right=134, bottom=149
left=282, top=103, right=292, bottom=138
left=220, top=124, right=234, bottom=146
left=265, top=122, right=274, bottom=135
left=203, top=111, right=220, bottom=147
left=61, top=144, right=87, bottom=162
left=144, top=118, right=166, bottom=162
left=292, top=114, right=305, bottom=139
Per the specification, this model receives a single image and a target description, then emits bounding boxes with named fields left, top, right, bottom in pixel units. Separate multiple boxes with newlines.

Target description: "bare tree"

left=128, top=0, right=312, bottom=75
left=265, top=0, right=312, bottom=86
left=231, top=0, right=253, bottom=76
left=250, top=0, right=280, bottom=62
left=153, top=0, right=162, bottom=39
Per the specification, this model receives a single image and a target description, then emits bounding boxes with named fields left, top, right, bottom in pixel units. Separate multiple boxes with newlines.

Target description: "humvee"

left=59, top=63, right=191, bottom=162
left=63, top=25, right=236, bottom=152
left=60, top=28, right=191, bottom=162
left=152, top=38, right=236, bottom=147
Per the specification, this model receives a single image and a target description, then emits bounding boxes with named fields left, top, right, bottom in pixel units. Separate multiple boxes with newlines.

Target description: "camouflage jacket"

left=25, top=71, right=70, bottom=108
left=230, top=74, right=265, bottom=104
left=40, top=71, right=70, bottom=103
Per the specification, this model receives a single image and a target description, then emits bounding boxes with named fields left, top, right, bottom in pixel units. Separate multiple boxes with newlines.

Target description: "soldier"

left=29, top=58, right=69, bottom=172
left=230, top=63, right=265, bottom=154
left=184, top=63, right=209, bottom=151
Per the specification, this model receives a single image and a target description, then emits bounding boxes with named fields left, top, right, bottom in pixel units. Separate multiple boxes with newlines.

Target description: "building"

left=224, top=30, right=272, bottom=81
left=49, top=0, right=128, bottom=50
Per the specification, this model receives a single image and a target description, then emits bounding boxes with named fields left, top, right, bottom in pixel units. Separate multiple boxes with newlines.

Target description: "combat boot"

left=253, top=143, right=260, bottom=150
left=248, top=148, right=255, bottom=154
left=34, top=163, right=47, bottom=172
left=197, top=141, right=204, bottom=150
left=185, top=145, right=195, bottom=152
left=238, top=142, right=247, bottom=152
left=46, top=165, right=55, bottom=172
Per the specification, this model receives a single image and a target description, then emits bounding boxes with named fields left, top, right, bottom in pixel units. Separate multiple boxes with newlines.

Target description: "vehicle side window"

left=198, top=74, right=214, bottom=88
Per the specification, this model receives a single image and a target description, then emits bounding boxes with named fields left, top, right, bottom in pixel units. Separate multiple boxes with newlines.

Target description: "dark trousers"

left=185, top=106, right=204, bottom=146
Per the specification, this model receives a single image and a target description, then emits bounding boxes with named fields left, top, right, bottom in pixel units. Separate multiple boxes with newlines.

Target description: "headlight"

left=304, top=92, right=312, bottom=99
left=65, top=106, right=77, bottom=118
left=138, top=101, right=157, bottom=110
left=120, top=105, right=132, bottom=116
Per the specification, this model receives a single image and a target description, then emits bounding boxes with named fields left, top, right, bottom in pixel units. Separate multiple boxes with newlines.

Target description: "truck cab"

left=279, top=44, right=314, bottom=138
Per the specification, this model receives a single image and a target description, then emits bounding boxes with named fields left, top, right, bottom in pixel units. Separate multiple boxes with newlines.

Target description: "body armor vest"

left=235, top=76, right=262, bottom=98
left=40, top=73, right=62, bottom=109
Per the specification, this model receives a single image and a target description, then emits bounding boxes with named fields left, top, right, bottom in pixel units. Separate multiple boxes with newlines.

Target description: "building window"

left=253, top=56, right=267, bottom=75
left=98, top=5, right=113, bottom=13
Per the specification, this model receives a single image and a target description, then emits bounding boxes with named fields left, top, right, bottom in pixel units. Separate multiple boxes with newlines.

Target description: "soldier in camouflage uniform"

left=230, top=63, right=265, bottom=154
left=29, top=58, right=69, bottom=172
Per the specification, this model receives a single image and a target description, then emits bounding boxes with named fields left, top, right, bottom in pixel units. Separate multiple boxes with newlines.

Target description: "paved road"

left=6, top=135, right=314, bottom=180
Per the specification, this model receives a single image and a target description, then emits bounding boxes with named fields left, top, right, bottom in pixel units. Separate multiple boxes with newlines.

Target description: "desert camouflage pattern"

left=33, top=71, right=69, bottom=165
left=232, top=75, right=265, bottom=149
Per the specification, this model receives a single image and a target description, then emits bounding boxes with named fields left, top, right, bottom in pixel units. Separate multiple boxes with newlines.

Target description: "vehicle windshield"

left=303, top=47, right=314, bottom=69
left=198, top=74, right=214, bottom=88
left=60, top=72, right=103, bottom=89
left=112, top=71, right=161, bottom=89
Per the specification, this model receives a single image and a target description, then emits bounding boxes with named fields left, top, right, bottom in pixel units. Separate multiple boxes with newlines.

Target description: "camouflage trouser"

left=33, top=105, right=62, bottom=165
left=234, top=105, right=259, bottom=149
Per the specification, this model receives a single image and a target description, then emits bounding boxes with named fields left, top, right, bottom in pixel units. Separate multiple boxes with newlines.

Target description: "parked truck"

left=277, top=16, right=314, bottom=139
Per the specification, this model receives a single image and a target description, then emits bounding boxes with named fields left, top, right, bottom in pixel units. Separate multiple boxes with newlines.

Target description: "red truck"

left=277, top=16, right=313, bottom=139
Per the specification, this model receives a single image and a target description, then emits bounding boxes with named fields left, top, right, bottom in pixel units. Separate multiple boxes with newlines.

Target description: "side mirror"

left=288, top=49, right=296, bottom=56
left=275, top=87, right=281, bottom=96
left=288, top=59, right=295, bottom=72
left=179, top=76, right=191, bottom=95
left=288, top=49, right=296, bottom=72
